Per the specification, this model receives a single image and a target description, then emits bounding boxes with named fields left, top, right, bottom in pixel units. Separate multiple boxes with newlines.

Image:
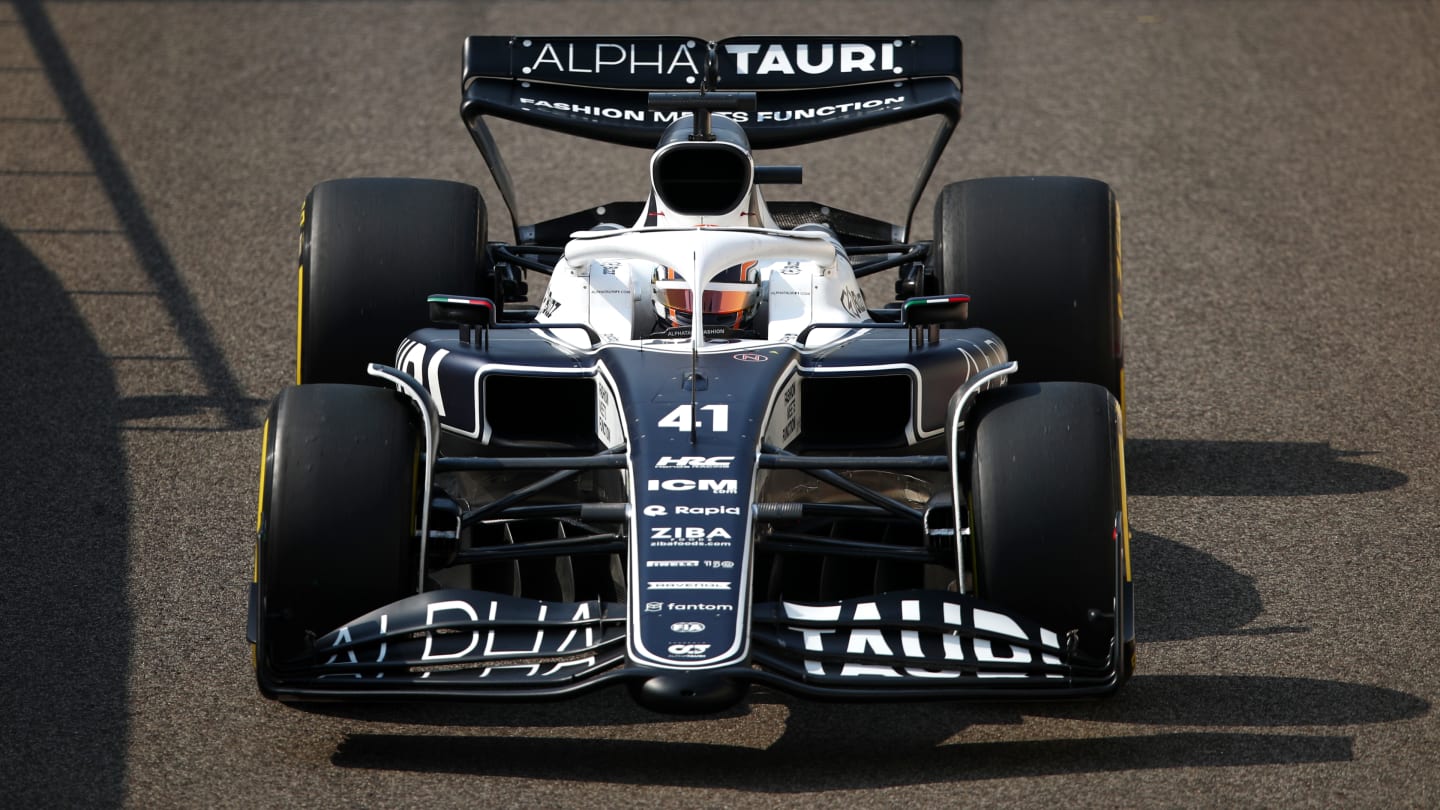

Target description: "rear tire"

left=256, top=384, right=420, bottom=675
left=967, top=382, right=1128, bottom=669
left=298, top=177, right=486, bottom=384
left=931, top=176, right=1123, bottom=403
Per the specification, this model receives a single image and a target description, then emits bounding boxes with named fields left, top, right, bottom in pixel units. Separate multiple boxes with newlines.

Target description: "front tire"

left=967, top=381, right=1129, bottom=672
left=255, top=384, right=421, bottom=677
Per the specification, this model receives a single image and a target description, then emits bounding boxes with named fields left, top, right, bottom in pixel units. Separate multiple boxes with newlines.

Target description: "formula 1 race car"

left=250, top=35, right=1133, bottom=713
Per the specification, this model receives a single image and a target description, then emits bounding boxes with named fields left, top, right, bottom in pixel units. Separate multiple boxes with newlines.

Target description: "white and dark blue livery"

left=250, top=35, right=1133, bottom=713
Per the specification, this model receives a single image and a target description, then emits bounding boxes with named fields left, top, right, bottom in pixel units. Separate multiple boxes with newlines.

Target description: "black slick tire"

left=967, top=381, right=1128, bottom=669
left=931, top=176, right=1123, bottom=403
left=255, top=383, right=420, bottom=679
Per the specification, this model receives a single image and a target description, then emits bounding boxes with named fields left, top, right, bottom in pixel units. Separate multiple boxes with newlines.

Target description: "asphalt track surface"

left=2, top=1, right=1437, bottom=806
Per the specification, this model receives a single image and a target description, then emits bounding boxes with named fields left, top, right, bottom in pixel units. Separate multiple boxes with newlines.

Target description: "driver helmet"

left=653, top=261, right=760, bottom=330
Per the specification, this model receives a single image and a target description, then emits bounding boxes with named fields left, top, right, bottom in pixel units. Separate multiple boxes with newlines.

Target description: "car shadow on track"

left=326, top=671, right=1425, bottom=788
left=0, top=225, right=131, bottom=805
left=1125, top=438, right=1407, bottom=497
left=1133, top=531, right=1297, bottom=642
left=331, top=731, right=1353, bottom=788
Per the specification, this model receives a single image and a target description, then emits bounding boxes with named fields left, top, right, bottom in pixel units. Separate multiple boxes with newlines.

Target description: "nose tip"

left=630, top=672, right=748, bottom=714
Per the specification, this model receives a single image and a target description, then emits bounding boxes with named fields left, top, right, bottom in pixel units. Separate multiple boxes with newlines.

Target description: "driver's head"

left=653, top=261, right=760, bottom=329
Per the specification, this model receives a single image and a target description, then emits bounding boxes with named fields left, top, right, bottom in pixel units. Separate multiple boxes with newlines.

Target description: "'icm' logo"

left=646, top=479, right=738, bottom=494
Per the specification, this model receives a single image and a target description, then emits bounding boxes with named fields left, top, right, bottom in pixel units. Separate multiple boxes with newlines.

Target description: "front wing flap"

left=260, top=588, right=1120, bottom=699
left=750, top=590, right=1114, bottom=689
left=270, top=589, right=628, bottom=689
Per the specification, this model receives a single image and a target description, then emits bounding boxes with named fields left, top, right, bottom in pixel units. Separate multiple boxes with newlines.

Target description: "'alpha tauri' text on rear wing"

left=460, top=36, right=963, bottom=240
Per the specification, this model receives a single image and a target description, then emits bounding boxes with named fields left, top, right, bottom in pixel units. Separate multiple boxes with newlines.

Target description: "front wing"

left=253, top=587, right=1126, bottom=703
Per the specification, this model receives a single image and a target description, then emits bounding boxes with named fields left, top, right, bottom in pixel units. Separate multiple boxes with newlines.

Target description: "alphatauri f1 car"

left=251, top=35, right=1133, bottom=713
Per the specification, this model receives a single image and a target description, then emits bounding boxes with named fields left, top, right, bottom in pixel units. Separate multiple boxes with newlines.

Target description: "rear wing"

left=460, top=36, right=963, bottom=240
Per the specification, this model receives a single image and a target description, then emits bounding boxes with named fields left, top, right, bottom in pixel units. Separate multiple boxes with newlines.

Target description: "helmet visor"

left=654, top=281, right=757, bottom=315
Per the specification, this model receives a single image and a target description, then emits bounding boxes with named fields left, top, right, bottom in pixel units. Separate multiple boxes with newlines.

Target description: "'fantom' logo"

left=723, top=41, right=903, bottom=76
